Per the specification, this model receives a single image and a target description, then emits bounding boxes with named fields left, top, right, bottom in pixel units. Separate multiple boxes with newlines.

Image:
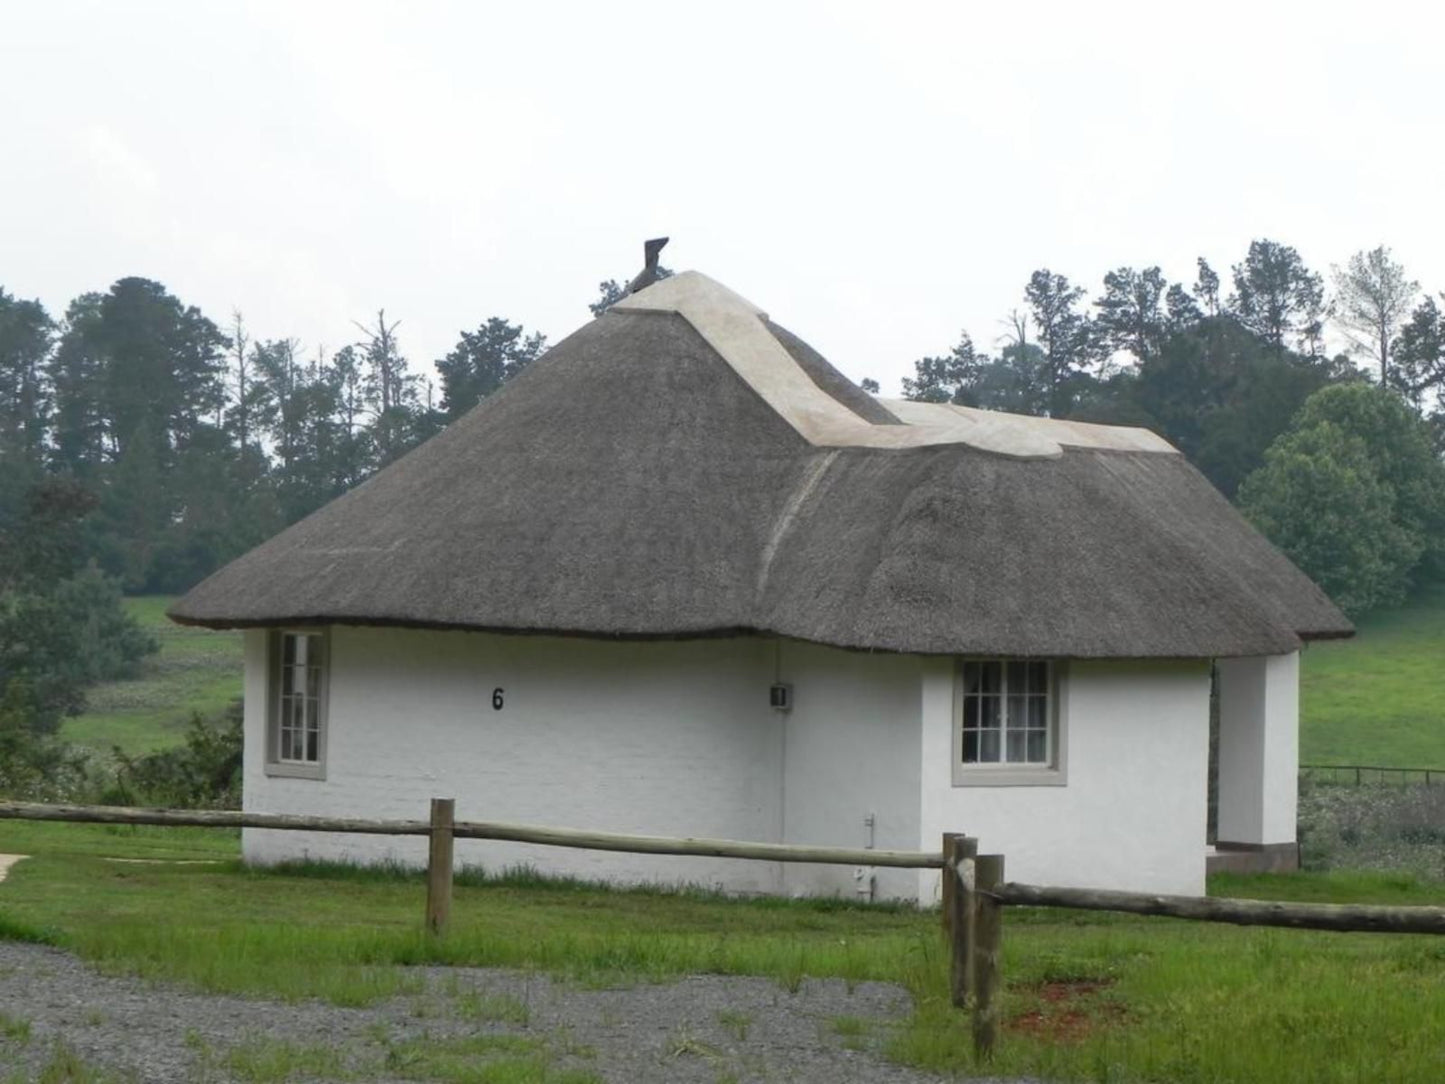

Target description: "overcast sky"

left=4, top=0, right=1442, bottom=395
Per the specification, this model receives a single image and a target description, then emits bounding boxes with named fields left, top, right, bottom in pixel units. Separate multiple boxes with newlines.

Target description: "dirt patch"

left=1006, top=979, right=1128, bottom=1043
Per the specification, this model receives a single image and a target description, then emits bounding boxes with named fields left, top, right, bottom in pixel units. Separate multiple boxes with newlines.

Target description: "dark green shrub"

left=109, top=701, right=242, bottom=809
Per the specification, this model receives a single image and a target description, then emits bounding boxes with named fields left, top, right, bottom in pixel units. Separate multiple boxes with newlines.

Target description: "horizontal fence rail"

left=991, top=880, right=1445, bottom=935
left=451, top=820, right=943, bottom=868
left=1301, top=763, right=1445, bottom=786
left=0, top=801, right=944, bottom=869
left=0, top=801, right=433, bottom=836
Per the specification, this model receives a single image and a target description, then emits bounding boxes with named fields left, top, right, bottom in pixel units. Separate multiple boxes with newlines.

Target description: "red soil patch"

left=1007, top=979, right=1128, bottom=1042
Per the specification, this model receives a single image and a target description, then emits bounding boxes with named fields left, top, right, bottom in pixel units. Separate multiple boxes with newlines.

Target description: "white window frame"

left=951, top=659, right=1067, bottom=787
left=265, top=628, right=329, bottom=780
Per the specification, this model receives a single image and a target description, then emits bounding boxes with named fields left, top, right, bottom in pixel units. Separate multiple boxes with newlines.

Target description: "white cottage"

left=170, top=264, right=1351, bottom=901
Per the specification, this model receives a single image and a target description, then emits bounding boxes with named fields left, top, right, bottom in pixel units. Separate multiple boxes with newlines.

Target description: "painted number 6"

left=491, top=688, right=504, bottom=711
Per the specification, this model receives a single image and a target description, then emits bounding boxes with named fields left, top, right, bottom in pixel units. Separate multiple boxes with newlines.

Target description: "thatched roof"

left=170, top=271, right=1351, bottom=657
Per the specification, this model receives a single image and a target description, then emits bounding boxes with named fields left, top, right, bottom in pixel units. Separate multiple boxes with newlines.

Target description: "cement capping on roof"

left=615, top=271, right=1176, bottom=459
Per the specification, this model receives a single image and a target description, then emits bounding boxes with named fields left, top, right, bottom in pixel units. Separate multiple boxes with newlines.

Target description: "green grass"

left=2, top=1041, right=137, bottom=1083
left=183, top=1030, right=602, bottom=1084
left=379, top=1034, right=601, bottom=1083
left=1211, top=868, right=1445, bottom=905
left=452, top=991, right=532, bottom=1026
left=714, top=1008, right=752, bottom=1042
left=1, top=825, right=1444, bottom=1083
left=60, top=596, right=242, bottom=758
left=0, top=821, right=236, bottom=862
left=0, top=1013, right=30, bottom=1044
left=222, top=1037, right=348, bottom=1082
left=1301, top=587, right=1445, bottom=767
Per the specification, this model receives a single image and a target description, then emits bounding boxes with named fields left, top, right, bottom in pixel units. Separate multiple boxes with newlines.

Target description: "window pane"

left=1006, top=661, right=1026, bottom=693
left=979, top=662, right=1001, bottom=695
left=1027, top=662, right=1049, bottom=694
left=962, top=662, right=981, bottom=695
left=1028, top=697, right=1046, bottom=728
left=274, top=632, right=325, bottom=768
left=1006, top=694, right=1026, bottom=731
left=978, top=696, right=1000, bottom=730
left=957, top=658, right=1057, bottom=774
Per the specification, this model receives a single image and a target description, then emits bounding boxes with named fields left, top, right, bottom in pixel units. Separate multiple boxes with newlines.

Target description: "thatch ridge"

left=763, top=318, right=901, bottom=426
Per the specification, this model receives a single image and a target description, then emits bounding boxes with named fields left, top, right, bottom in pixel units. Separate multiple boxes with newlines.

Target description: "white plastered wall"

left=243, top=629, right=1215, bottom=900
left=1215, top=652, right=1299, bottom=846
left=243, top=627, right=785, bottom=892
left=773, top=641, right=922, bottom=900
left=243, top=628, right=926, bottom=897
left=916, top=657, right=1213, bottom=900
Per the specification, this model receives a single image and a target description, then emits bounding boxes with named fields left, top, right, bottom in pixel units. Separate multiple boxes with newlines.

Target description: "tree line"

left=1, top=243, right=1441, bottom=776
left=0, top=274, right=595, bottom=785
left=1, top=278, right=555, bottom=595
left=899, top=239, right=1445, bottom=618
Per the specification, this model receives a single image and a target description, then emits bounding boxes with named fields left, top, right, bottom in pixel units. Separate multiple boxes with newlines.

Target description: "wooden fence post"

left=941, top=832, right=962, bottom=934
left=948, top=835, right=977, bottom=1008
left=972, top=853, right=1004, bottom=1061
left=426, top=798, right=455, bottom=935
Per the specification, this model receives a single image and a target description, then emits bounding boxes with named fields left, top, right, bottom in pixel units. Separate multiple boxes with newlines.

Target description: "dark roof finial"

left=624, top=237, right=670, bottom=296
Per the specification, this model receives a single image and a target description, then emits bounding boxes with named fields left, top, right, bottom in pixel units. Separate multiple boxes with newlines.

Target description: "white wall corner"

left=1216, top=651, right=1299, bottom=846
left=916, top=657, right=955, bottom=905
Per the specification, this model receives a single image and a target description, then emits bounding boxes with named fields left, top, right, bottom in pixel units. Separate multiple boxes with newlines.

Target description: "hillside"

left=60, top=597, right=243, bottom=758
left=1300, top=588, right=1445, bottom=767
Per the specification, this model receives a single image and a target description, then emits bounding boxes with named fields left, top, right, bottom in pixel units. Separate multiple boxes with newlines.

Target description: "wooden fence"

left=943, top=837, right=1445, bottom=1060
left=3, top=801, right=1445, bottom=1062
left=1301, top=763, right=1445, bottom=786
left=0, top=798, right=944, bottom=935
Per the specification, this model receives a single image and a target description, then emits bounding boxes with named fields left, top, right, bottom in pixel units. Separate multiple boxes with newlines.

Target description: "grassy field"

left=0, top=824, right=1442, bottom=1083
left=1300, top=588, right=1445, bottom=767
left=60, top=596, right=243, bottom=758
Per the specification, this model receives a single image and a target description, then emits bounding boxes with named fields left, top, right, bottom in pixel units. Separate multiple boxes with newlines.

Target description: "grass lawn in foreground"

left=0, top=823, right=1441, bottom=1083
left=60, top=596, right=242, bottom=758
left=1300, top=587, right=1445, bottom=768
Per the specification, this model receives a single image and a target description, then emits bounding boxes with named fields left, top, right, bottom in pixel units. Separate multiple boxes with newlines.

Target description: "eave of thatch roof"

left=169, top=272, right=1351, bottom=657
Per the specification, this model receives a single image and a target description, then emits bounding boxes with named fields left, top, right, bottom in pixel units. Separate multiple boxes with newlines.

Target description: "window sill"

left=264, top=761, right=325, bottom=781
left=951, top=765, right=1067, bottom=787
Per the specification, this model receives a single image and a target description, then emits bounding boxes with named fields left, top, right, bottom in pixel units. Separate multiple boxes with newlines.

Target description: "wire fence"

left=1300, top=764, right=1445, bottom=787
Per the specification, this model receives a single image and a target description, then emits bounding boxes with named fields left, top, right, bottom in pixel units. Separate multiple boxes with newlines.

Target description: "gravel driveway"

left=0, top=941, right=1023, bottom=1083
